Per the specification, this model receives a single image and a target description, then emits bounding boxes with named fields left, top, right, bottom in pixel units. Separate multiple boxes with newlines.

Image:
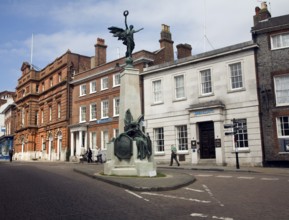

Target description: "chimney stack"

left=253, top=1, right=271, bottom=26
left=176, top=44, right=192, bottom=59
left=159, top=24, right=174, bottom=62
left=95, top=38, right=107, bottom=67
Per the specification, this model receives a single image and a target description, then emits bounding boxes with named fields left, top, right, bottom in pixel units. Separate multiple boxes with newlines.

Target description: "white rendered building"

left=0, top=91, right=14, bottom=137
left=141, top=41, right=263, bottom=167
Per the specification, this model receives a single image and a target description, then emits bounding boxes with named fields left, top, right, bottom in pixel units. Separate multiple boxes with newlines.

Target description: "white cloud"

left=1, top=0, right=289, bottom=91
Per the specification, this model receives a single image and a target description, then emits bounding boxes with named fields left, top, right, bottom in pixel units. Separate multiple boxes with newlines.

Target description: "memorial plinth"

left=118, top=67, right=142, bottom=134
left=103, top=67, right=156, bottom=177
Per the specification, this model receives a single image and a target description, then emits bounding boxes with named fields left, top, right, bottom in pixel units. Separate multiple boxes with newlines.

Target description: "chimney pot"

left=176, top=43, right=192, bottom=59
left=94, top=38, right=107, bottom=67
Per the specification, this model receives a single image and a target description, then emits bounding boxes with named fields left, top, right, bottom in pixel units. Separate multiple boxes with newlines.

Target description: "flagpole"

left=30, top=33, right=33, bottom=70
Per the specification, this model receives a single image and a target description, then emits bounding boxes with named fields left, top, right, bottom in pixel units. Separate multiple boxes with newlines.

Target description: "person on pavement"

left=170, top=145, right=180, bottom=166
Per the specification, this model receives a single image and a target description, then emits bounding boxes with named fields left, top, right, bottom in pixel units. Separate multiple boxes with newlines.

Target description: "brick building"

left=252, top=2, right=289, bottom=166
left=69, top=24, right=175, bottom=161
left=13, top=52, right=91, bottom=161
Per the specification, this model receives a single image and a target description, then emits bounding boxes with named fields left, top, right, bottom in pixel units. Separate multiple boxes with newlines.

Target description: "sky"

left=0, top=0, right=288, bottom=92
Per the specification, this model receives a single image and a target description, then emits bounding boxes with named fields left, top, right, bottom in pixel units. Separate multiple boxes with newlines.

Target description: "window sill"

left=151, top=102, right=164, bottom=106
left=177, top=150, right=189, bottom=155
left=198, top=93, right=214, bottom=98
left=276, top=103, right=289, bottom=107
left=154, top=152, right=165, bottom=156
left=173, top=97, right=187, bottom=102
left=271, top=46, right=289, bottom=51
left=227, top=88, right=246, bottom=93
left=231, top=149, right=250, bottom=153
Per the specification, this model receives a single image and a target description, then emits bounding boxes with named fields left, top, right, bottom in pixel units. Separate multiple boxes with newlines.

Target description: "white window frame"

left=80, top=84, right=87, bottom=96
left=176, top=125, right=188, bottom=152
left=113, top=73, right=121, bottom=87
left=41, top=109, right=44, bottom=124
left=228, top=61, right=244, bottom=91
left=90, top=132, right=97, bottom=149
left=113, top=97, right=120, bottom=116
left=101, top=100, right=109, bottom=119
left=234, top=119, right=249, bottom=150
left=274, top=74, right=289, bottom=106
left=101, top=77, right=109, bottom=90
left=90, top=103, right=97, bottom=121
left=200, top=68, right=213, bottom=96
left=101, top=130, right=109, bottom=150
left=174, top=74, right=186, bottom=100
left=271, top=32, right=289, bottom=50
left=276, top=116, right=289, bottom=152
left=277, top=116, right=289, bottom=138
left=58, top=72, right=62, bottom=83
left=152, top=79, right=163, bottom=104
left=41, top=137, right=46, bottom=150
left=79, top=106, right=86, bottom=122
left=90, top=81, right=97, bottom=94
left=57, top=102, right=61, bottom=119
left=154, top=127, right=164, bottom=153
left=42, top=82, right=45, bottom=92
left=113, top=128, right=119, bottom=138
left=49, top=106, right=52, bottom=122
left=50, top=77, right=53, bottom=88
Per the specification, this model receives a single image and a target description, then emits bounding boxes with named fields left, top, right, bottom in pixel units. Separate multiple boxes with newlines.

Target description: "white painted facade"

left=142, top=41, right=263, bottom=167
left=0, top=97, right=14, bottom=137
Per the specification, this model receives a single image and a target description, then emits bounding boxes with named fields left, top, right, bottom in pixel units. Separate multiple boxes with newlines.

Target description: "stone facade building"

left=142, top=41, right=263, bottom=166
left=252, top=3, right=289, bottom=166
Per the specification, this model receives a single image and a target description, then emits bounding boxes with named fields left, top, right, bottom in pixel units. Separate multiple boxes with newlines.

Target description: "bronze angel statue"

left=108, top=10, right=143, bottom=60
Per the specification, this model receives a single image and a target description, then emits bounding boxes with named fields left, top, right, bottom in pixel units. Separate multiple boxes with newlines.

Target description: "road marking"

left=237, top=176, right=255, bottom=180
left=185, top=187, right=205, bottom=193
left=190, top=213, right=234, bottom=220
left=212, top=215, right=234, bottom=220
left=203, top=184, right=224, bottom=207
left=141, top=192, right=211, bottom=203
left=125, top=190, right=149, bottom=202
left=216, top=175, right=232, bottom=178
left=261, top=178, right=279, bottom=181
left=190, top=213, right=207, bottom=218
left=195, top=174, right=213, bottom=177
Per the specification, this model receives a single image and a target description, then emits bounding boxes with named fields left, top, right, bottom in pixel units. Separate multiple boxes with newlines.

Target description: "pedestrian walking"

left=9, top=148, right=14, bottom=162
left=170, top=145, right=180, bottom=166
left=87, top=148, right=93, bottom=163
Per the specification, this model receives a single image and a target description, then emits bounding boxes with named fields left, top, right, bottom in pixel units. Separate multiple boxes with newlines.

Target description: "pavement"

left=73, top=163, right=289, bottom=191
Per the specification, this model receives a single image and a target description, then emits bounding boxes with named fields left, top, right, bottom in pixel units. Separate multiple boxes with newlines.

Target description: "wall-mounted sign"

left=215, top=139, right=221, bottom=148
left=96, top=118, right=112, bottom=124
left=193, top=109, right=214, bottom=116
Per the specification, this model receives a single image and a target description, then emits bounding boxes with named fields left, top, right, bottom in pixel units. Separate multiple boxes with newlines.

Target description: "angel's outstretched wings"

left=108, top=26, right=127, bottom=45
